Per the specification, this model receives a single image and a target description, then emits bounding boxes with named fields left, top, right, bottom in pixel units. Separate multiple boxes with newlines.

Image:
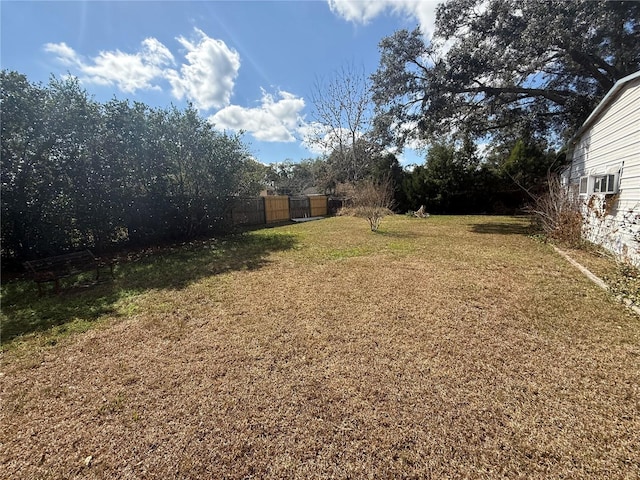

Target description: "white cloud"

left=141, top=38, right=176, bottom=68
left=44, top=29, right=239, bottom=110
left=166, top=28, right=240, bottom=110
left=327, top=0, right=439, bottom=37
left=83, top=39, right=174, bottom=92
left=327, top=0, right=388, bottom=24
left=210, top=89, right=306, bottom=142
left=46, top=38, right=175, bottom=93
left=43, top=42, right=82, bottom=66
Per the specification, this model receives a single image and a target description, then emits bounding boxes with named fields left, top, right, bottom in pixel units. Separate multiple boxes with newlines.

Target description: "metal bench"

left=24, top=250, right=114, bottom=296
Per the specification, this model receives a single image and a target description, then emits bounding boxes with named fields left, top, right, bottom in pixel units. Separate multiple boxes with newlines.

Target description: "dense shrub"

left=1, top=71, right=256, bottom=262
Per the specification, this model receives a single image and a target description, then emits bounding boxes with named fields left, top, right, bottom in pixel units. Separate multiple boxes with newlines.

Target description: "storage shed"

left=564, top=71, right=640, bottom=266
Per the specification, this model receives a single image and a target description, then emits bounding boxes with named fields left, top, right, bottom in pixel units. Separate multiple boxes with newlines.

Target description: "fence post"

left=262, top=196, right=267, bottom=225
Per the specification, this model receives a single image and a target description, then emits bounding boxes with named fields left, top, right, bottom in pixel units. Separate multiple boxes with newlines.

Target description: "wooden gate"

left=289, top=197, right=311, bottom=219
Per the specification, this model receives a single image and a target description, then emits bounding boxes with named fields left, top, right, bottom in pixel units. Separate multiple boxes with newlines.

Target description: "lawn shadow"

left=1, top=231, right=297, bottom=345
left=469, top=219, right=534, bottom=236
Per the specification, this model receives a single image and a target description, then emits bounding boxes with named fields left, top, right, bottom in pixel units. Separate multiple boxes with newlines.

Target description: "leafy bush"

left=1, top=71, right=255, bottom=262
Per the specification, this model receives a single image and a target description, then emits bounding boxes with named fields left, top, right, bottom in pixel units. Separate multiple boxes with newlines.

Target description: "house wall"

left=568, top=76, right=640, bottom=266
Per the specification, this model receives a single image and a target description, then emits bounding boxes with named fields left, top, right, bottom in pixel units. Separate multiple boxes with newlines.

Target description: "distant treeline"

left=397, top=140, right=563, bottom=215
left=1, top=71, right=262, bottom=262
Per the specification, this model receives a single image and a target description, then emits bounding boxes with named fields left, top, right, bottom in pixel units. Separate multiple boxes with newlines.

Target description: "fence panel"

left=231, top=197, right=265, bottom=226
left=264, top=196, right=290, bottom=223
left=309, top=196, right=328, bottom=217
left=289, top=197, right=311, bottom=219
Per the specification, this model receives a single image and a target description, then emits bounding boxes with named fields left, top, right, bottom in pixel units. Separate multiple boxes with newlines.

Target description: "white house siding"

left=568, top=73, right=640, bottom=267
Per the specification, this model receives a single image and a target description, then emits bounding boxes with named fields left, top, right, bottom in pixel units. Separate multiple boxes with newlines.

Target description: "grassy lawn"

left=1, top=215, right=639, bottom=479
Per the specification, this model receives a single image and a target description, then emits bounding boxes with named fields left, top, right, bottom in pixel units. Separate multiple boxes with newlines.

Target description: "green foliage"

left=398, top=134, right=567, bottom=214
left=372, top=0, right=640, bottom=145
left=268, top=159, right=322, bottom=196
left=323, top=137, right=382, bottom=187
left=500, top=140, right=558, bottom=195
left=401, top=141, right=488, bottom=214
left=370, top=152, right=408, bottom=211
left=1, top=71, right=255, bottom=261
left=237, top=158, right=271, bottom=197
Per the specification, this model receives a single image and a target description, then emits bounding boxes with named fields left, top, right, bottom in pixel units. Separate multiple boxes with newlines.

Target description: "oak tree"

left=372, top=0, right=640, bottom=146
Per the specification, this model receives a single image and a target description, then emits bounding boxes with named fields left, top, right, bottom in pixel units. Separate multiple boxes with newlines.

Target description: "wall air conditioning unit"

left=579, top=167, right=620, bottom=196
left=592, top=173, right=618, bottom=194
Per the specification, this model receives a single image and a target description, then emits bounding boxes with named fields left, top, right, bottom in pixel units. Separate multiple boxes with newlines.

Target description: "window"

left=579, top=176, right=589, bottom=195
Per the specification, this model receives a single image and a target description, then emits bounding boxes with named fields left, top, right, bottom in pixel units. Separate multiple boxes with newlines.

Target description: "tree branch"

left=452, top=85, right=575, bottom=105
left=567, top=49, right=615, bottom=91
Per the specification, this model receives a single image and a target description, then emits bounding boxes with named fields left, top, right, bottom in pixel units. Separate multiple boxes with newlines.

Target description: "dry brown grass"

left=561, top=244, right=620, bottom=281
left=2, top=215, right=639, bottom=479
left=561, top=243, right=640, bottom=306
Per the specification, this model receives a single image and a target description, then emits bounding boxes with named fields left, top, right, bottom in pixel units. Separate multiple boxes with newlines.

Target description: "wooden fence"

left=230, top=197, right=265, bottom=226
left=310, top=195, right=329, bottom=216
left=230, top=195, right=329, bottom=226
left=265, top=196, right=290, bottom=223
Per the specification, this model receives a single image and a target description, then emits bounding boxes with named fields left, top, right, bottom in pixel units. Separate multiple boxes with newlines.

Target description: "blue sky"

left=1, top=1, right=439, bottom=164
